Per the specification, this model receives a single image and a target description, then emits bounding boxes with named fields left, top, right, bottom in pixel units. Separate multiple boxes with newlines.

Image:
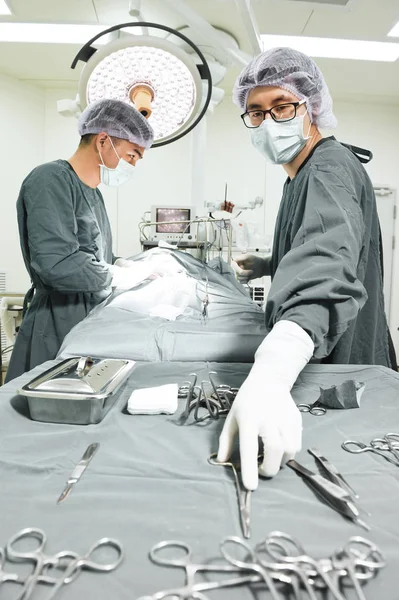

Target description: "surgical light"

left=387, top=21, right=399, bottom=38
left=261, top=34, right=399, bottom=62
left=0, top=23, right=108, bottom=43
left=71, top=22, right=213, bottom=147
left=0, top=0, right=11, bottom=15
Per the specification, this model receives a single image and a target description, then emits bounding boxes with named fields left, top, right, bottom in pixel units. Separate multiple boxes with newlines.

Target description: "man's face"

left=97, top=134, right=145, bottom=168
left=246, top=85, right=310, bottom=130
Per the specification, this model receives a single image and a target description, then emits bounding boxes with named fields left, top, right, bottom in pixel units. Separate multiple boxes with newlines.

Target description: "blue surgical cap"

left=233, top=47, right=337, bottom=129
left=78, top=99, right=154, bottom=149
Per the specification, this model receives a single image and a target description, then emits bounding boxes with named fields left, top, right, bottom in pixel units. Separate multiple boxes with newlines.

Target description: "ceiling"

left=1, top=0, right=399, bottom=103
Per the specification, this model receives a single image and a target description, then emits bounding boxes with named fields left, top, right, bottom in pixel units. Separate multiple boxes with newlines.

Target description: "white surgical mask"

left=99, top=138, right=135, bottom=187
left=251, top=113, right=311, bottom=165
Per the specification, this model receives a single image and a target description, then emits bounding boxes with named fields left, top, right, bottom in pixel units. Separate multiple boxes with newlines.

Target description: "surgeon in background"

left=6, top=99, right=155, bottom=382
left=217, top=47, right=397, bottom=491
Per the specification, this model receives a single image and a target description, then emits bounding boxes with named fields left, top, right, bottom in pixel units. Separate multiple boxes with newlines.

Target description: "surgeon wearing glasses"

left=217, top=47, right=397, bottom=491
left=6, top=99, right=155, bottom=382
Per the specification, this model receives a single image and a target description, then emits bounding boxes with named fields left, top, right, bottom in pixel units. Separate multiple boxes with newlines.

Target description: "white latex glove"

left=217, top=320, right=314, bottom=490
left=114, top=258, right=135, bottom=268
left=232, top=254, right=271, bottom=284
left=109, top=264, right=157, bottom=291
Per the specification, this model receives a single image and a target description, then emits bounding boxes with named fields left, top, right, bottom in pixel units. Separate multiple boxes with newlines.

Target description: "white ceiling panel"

left=252, top=0, right=314, bottom=35
left=94, top=0, right=177, bottom=28
left=0, top=42, right=81, bottom=83
left=301, top=0, right=399, bottom=40
left=7, top=0, right=97, bottom=22
left=313, top=56, right=399, bottom=101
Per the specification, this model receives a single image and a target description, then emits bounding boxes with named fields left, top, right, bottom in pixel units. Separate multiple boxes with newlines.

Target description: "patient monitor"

left=149, top=205, right=198, bottom=244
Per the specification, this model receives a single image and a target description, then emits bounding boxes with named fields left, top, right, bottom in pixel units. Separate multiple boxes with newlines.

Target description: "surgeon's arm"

left=265, top=167, right=367, bottom=356
left=24, top=170, right=112, bottom=293
left=217, top=166, right=366, bottom=490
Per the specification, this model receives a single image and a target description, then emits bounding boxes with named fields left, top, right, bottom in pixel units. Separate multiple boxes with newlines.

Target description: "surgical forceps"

left=139, top=533, right=385, bottom=600
left=45, top=536, right=123, bottom=599
left=5, top=528, right=81, bottom=600
left=208, top=453, right=252, bottom=539
left=257, top=532, right=346, bottom=600
left=220, top=535, right=312, bottom=600
left=342, top=433, right=399, bottom=467
left=0, top=546, right=22, bottom=589
left=370, top=433, right=399, bottom=462
left=261, top=532, right=385, bottom=600
left=287, top=459, right=369, bottom=531
left=308, top=447, right=358, bottom=500
left=5, top=527, right=123, bottom=600
left=178, top=372, right=238, bottom=423
left=137, top=539, right=265, bottom=600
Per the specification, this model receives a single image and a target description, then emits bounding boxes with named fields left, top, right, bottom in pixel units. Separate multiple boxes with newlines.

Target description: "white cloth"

left=109, top=263, right=157, bottom=290
left=127, top=383, right=179, bottom=415
left=217, top=320, right=314, bottom=490
left=110, top=270, right=196, bottom=320
left=148, top=304, right=184, bottom=321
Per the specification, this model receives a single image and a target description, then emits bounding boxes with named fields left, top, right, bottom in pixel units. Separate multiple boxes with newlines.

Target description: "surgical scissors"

left=208, top=453, right=252, bottom=539
left=297, top=398, right=326, bottom=416
left=342, top=436, right=399, bottom=467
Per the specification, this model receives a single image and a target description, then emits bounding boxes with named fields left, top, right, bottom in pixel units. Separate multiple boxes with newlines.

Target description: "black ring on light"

left=71, top=21, right=213, bottom=148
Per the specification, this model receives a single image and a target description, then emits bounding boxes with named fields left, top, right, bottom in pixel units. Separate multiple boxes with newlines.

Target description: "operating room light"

left=0, top=0, right=11, bottom=15
left=0, top=23, right=108, bottom=44
left=387, top=21, right=399, bottom=38
left=261, top=34, right=399, bottom=62
left=86, top=46, right=196, bottom=141
left=71, top=22, right=212, bottom=147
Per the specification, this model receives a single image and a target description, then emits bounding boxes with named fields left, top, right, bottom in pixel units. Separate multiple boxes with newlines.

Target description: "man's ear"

left=96, top=132, right=108, bottom=148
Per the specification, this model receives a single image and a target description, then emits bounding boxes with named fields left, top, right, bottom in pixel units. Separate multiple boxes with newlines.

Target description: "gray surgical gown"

left=5, top=160, right=114, bottom=382
left=266, top=137, right=396, bottom=369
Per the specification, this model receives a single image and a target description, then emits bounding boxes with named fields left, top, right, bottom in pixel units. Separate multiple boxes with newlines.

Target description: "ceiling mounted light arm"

left=163, top=0, right=252, bottom=67
left=234, top=0, right=262, bottom=55
left=70, top=22, right=213, bottom=148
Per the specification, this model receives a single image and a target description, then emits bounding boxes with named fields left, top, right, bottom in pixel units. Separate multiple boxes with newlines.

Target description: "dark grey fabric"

left=5, top=160, right=113, bottom=383
left=267, top=138, right=393, bottom=368
left=1, top=362, right=399, bottom=598
left=57, top=250, right=267, bottom=363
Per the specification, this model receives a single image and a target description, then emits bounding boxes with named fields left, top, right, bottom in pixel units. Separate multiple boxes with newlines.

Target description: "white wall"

left=0, top=73, right=45, bottom=292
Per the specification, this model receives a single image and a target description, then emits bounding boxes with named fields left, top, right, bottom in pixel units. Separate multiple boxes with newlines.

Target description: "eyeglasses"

left=241, top=100, right=306, bottom=128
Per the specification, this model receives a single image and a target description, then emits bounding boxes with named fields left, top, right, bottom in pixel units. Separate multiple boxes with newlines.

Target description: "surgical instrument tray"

left=19, top=356, right=135, bottom=424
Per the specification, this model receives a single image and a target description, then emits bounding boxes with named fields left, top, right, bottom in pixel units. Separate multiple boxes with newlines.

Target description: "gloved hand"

left=114, top=258, right=135, bottom=268
left=220, top=201, right=235, bottom=213
left=109, top=263, right=157, bottom=290
left=217, top=320, right=314, bottom=490
left=232, top=254, right=271, bottom=283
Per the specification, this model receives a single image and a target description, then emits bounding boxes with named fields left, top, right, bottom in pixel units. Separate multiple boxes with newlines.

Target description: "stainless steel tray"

left=19, top=357, right=136, bottom=424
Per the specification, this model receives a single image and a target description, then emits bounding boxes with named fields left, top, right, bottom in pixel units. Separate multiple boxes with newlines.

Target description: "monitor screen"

left=156, top=208, right=191, bottom=234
